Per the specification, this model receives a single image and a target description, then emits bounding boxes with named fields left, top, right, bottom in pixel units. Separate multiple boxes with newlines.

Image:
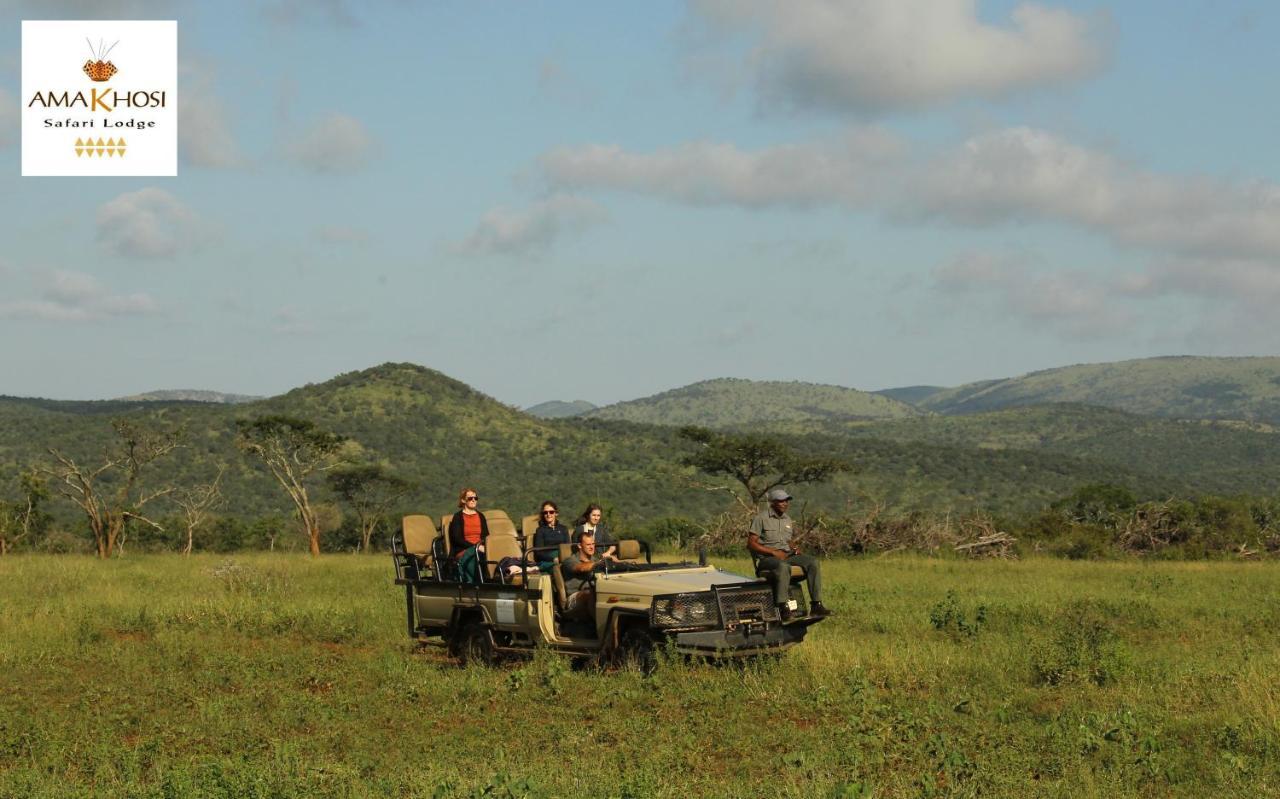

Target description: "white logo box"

left=22, top=20, right=177, bottom=177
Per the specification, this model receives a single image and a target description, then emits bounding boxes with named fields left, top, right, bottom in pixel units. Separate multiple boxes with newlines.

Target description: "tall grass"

left=2, top=554, right=1277, bottom=797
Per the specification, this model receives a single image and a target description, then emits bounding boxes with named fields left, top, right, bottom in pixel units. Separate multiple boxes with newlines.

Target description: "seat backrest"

left=521, top=514, right=539, bottom=540
left=550, top=558, right=568, bottom=610
left=402, top=515, right=437, bottom=568
left=616, top=539, right=642, bottom=562
left=439, top=512, right=455, bottom=555
left=558, top=542, right=574, bottom=562
left=486, top=511, right=517, bottom=539
left=486, top=533, right=523, bottom=582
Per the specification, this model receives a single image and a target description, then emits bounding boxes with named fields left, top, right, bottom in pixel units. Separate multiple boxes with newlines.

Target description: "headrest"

left=616, top=539, right=641, bottom=561
left=402, top=515, right=435, bottom=556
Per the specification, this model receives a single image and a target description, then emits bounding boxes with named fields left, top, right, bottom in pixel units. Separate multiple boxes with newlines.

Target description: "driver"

left=560, top=530, right=618, bottom=619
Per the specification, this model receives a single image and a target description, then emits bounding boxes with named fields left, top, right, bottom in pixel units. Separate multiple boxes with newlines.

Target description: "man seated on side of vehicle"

left=560, top=530, right=619, bottom=620
left=748, top=488, right=833, bottom=621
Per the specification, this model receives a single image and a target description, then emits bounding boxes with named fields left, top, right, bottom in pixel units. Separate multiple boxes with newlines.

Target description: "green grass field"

left=2, top=554, right=1277, bottom=798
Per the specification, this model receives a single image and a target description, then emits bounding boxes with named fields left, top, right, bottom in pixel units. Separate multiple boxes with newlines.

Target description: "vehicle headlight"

left=651, top=592, right=719, bottom=629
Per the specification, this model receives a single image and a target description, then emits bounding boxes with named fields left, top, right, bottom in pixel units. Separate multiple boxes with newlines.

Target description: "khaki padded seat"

left=550, top=558, right=568, bottom=610
left=439, top=512, right=455, bottom=554
left=486, top=532, right=524, bottom=583
left=558, top=542, right=575, bottom=562
left=402, top=515, right=436, bottom=566
left=616, top=539, right=643, bottom=563
left=521, top=514, right=539, bottom=539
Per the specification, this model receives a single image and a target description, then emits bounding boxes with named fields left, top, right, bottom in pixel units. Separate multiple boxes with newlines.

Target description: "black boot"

left=809, top=601, right=833, bottom=618
left=778, top=604, right=793, bottom=622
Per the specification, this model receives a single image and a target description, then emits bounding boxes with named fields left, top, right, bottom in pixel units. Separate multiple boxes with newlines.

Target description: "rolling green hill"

left=918, top=356, right=1280, bottom=422
left=524, top=400, right=597, bottom=419
left=585, top=378, right=921, bottom=427
left=3, top=363, right=1278, bottom=545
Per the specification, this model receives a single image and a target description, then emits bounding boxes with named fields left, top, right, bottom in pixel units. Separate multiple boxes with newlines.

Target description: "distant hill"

left=115, top=390, right=262, bottom=404
left=921, top=356, right=1280, bottom=422
left=0, top=362, right=1239, bottom=528
left=525, top=400, right=596, bottom=419
left=585, top=378, right=921, bottom=428
left=874, top=385, right=947, bottom=405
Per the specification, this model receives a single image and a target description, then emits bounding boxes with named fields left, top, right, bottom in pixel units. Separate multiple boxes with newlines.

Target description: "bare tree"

left=236, top=416, right=346, bottom=556
left=327, top=463, right=413, bottom=553
left=0, top=470, right=50, bottom=556
left=174, top=465, right=227, bottom=556
left=44, top=419, right=183, bottom=558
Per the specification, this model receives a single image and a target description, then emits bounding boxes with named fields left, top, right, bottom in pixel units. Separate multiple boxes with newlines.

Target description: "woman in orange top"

left=448, top=487, right=489, bottom=582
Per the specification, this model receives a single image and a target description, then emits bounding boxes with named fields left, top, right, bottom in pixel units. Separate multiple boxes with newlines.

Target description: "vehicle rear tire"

left=456, top=622, right=496, bottom=667
left=619, top=627, right=657, bottom=676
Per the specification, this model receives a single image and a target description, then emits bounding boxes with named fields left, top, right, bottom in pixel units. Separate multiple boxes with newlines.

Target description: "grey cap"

left=767, top=488, right=793, bottom=502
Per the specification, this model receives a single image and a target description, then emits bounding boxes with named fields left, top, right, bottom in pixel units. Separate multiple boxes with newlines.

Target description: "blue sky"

left=2, top=1, right=1278, bottom=407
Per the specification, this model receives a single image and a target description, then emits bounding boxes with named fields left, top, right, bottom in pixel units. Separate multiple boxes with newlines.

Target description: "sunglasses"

left=465, top=495, right=478, bottom=502
left=542, top=510, right=557, bottom=515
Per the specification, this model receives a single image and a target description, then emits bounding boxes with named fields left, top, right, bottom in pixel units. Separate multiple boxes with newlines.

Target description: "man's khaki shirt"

left=749, top=509, right=794, bottom=551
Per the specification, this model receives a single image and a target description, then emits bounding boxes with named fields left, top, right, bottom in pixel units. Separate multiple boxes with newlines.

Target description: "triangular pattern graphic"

left=76, top=149, right=84, bottom=157
left=118, top=138, right=127, bottom=147
left=107, top=149, right=116, bottom=157
left=75, top=138, right=83, bottom=147
left=107, top=138, right=116, bottom=147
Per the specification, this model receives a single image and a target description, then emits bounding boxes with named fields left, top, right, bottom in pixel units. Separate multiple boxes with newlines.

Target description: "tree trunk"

left=308, top=523, right=321, bottom=557
left=184, top=523, right=194, bottom=556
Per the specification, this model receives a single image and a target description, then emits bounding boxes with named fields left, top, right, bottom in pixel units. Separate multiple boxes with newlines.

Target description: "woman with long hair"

left=572, top=502, right=616, bottom=560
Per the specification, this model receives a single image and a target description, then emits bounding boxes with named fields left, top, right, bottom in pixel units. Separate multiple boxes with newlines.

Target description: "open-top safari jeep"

left=390, top=509, right=826, bottom=669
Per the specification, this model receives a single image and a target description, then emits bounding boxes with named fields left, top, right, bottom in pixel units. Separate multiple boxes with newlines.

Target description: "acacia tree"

left=236, top=416, right=346, bottom=556
left=678, top=426, right=850, bottom=507
left=0, top=470, right=50, bottom=555
left=174, top=465, right=227, bottom=556
left=45, top=419, right=183, bottom=558
left=327, top=463, right=413, bottom=553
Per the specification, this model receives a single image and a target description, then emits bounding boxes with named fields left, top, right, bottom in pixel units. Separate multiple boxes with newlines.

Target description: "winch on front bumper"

left=649, top=582, right=820, bottom=655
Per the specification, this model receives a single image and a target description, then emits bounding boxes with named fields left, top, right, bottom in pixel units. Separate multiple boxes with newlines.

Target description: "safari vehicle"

left=389, top=510, right=826, bottom=668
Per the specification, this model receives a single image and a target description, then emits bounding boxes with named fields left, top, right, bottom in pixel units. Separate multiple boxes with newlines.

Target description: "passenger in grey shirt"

left=748, top=488, right=832, bottom=621
left=560, top=530, right=618, bottom=619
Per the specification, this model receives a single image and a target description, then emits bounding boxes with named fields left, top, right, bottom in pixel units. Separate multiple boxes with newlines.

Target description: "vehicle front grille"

left=717, top=587, right=780, bottom=625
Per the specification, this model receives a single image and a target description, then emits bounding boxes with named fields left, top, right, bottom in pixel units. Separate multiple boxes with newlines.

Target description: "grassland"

left=3, top=554, right=1277, bottom=798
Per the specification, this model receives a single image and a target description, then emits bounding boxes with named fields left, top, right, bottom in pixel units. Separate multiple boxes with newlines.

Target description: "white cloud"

left=0, top=270, right=158, bottom=322
left=542, top=127, right=904, bottom=209
left=0, top=88, right=17, bottom=150
left=691, top=0, right=1105, bottom=114
left=288, top=113, right=376, bottom=174
left=911, top=127, right=1280, bottom=261
left=459, top=194, right=607, bottom=256
left=934, top=252, right=1131, bottom=337
left=179, top=62, right=245, bottom=169
left=95, top=188, right=204, bottom=259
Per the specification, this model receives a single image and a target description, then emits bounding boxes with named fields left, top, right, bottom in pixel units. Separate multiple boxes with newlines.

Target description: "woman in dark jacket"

left=572, top=503, right=616, bottom=560
left=449, top=487, right=488, bottom=582
left=531, top=499, right=569, bottom=572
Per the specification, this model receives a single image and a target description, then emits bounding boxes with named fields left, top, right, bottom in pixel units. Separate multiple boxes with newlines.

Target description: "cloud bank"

left=691, top=0, right=1105, bottom=113
left=0, top=270, right=158, bottom=322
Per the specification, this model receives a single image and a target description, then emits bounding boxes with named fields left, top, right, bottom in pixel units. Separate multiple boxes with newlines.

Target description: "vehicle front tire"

left=618, top=626, right=658, bottom=676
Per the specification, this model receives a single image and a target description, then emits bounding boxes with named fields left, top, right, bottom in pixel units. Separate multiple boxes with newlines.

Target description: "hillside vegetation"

left=586, top=377, right=920, bottom=427
left=524, top=399, right=596, bottom=419
left=919, top=356, right=1280, bottom=422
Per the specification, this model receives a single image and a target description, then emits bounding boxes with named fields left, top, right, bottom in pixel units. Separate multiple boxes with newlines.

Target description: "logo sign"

left=22, top=20, right=177, bottom=177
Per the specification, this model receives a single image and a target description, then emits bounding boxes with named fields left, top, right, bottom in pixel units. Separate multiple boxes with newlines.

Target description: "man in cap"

left=748, top=488, right=832, bottom=621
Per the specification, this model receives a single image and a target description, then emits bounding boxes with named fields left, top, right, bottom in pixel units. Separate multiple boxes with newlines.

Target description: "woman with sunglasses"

left=448, top=487, right=488, bottom=583
left=531, top=500, right=569, bottom=572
